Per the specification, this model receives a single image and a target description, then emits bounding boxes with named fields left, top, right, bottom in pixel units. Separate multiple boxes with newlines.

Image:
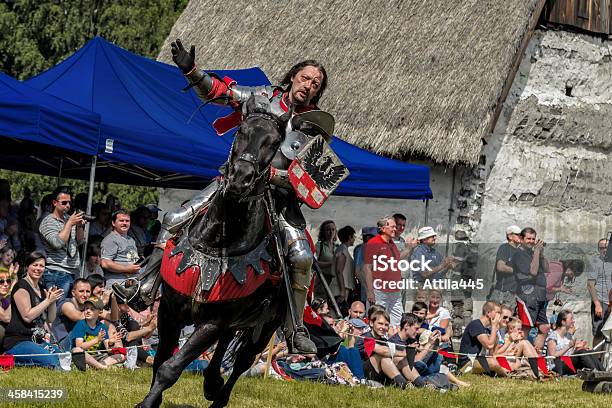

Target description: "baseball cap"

left=506, top=225, right=521, bottom=235
left=84, top=296, right=105, bottom=310
left=361, top=227, right=378, bottom=236
left=349, top=318, right=369, bottom=329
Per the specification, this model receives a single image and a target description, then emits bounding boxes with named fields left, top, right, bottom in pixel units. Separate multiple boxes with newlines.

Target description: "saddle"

left=160, top=210, right=282, bottom=303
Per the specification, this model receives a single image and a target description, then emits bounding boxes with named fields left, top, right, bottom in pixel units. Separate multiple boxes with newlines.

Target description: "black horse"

left=137, top=96, right=293, bottom=408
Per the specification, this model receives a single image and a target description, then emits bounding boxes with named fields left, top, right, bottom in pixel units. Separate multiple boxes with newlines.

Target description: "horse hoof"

left=209, top=400, right=228, bottom=408
left=204, top=376, right=225, bottom=401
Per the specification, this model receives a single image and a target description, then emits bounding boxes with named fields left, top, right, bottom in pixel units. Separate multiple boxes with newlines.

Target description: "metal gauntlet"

left=184, top=69, right=217, bottom=102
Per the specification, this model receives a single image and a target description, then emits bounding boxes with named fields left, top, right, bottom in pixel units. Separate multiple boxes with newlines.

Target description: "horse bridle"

left=224, top=111, right=284, bottom=201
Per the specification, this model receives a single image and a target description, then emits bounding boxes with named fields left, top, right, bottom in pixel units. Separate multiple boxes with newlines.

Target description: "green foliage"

left=0, top=0, right=188, bottom=79
left=0, top=169, right=158, bottom=211
left=0, top=0, right=188, bottom=206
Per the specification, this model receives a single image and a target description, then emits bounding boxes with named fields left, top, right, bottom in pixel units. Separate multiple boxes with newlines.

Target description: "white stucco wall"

left=475, top=29, right=612, bottom=343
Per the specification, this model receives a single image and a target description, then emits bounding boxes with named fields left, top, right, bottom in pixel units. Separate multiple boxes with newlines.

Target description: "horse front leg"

left=210, top=324, right=279, bottom=408
left=203, top=330, right=234, bottom=401
left=142, top=298, right=182, bottom=408
left=138, top=322, right=221, bottom=408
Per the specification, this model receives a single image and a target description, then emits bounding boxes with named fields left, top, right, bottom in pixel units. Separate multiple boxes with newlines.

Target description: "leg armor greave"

left=156, top=179, right=219, bottom=245
left=279, top=215, right=313, bottom=290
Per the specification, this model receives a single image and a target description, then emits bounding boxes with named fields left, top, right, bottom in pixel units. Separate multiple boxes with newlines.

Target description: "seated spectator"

left=366, top=303, right=385, bottom=324
left=85, top=243, right=104, bottom=278
left=411, top=301, right=429, bottom=333
left=347, top=300, right=365, bottom=320
left=320, top=317, right=365, bottom=380
left=353, top=309, right=427, bottom=388
left=546, top=309, right=603, bottom=373
left=100, top=209, right=141, bottom=289
left=391, top=313, right=468, bottom=387
left=71, top=296, right=125, bottom=369
left=87, top=274, right=112, bottom=310
left=347, top=318, right=369, bottom=345
left=426, top=290, right=452, bottom=347
left=458, top=301, right=508, bottom=376
left=115, top=300, right=156, bottom=366
left=495, top=318, right=538, bottom=375
left=2, top=252, right=64, bottom=368
left=310, top=298, right=330, bottom=316
left=0, top=246, right=16, bottom=274
left=52, top=278, right=92, bottom=351
left=0, top=264, right=17, bottom=347
left=494, top=305, right=514, bottom=347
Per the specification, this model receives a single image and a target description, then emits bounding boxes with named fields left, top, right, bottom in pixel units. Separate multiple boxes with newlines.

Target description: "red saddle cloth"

left=160, top=239, right=280, bottom=303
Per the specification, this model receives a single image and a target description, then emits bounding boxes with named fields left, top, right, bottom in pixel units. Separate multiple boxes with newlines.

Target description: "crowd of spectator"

left=0, top=182, right=160, bottom=369
left=0, top=182, right=610, bottom=393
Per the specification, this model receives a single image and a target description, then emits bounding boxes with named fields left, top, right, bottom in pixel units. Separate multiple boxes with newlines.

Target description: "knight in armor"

left=113, top=39, right=335, bottom=355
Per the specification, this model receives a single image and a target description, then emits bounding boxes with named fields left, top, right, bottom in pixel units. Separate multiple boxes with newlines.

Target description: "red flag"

left=560, top=356, right=576, bottom=373
left=496, top=356, right=512, bottom=371
left=537, top=357, right=549, bottom=375
left=438, top=350, right=458, bottom=359
left=0, top=354, right=15, bottom=371
left=111, top=347, right=127, bottom=355
left=364, top=337, right=376, bottom=357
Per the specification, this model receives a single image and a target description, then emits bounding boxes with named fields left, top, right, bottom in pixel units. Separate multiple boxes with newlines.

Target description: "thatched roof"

left=159, top=0, right=544, bottom=165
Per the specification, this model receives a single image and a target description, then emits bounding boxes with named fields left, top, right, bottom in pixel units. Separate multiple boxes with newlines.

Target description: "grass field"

left=2, top=367, right=612, bottom=408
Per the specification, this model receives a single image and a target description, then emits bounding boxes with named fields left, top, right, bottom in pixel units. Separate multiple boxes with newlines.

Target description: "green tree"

left=0, top=0, right=188, bottom=207
left=0, top=0, right=187, bottom=79
left=0, top=169, right=158, bottom=211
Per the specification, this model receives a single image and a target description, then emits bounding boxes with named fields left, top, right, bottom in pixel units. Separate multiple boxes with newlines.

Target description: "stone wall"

left=468, top=29, right=612, bottom=343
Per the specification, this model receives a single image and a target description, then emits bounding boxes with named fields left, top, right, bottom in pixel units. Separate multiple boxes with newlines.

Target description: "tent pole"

left=80, top=155, right=97, bottom=278
left=424, top=199, right=429, bottom=225
left=445, top=166, right=456, bottom=257
left=57, top=157, right=64, bottom=187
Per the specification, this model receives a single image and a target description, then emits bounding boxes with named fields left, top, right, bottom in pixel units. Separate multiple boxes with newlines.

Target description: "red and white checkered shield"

left=288, top=135, right=349, bottom=209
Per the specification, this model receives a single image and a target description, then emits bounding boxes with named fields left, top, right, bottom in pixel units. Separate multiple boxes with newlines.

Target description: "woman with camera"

left=2, top=251, right=64, bottom=368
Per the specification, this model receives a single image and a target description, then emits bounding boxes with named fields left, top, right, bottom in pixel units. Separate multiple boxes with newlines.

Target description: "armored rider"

left=113, top=39, right=334, bottom=354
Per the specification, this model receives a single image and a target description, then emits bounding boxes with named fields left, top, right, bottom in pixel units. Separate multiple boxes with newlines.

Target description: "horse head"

left=224, top=95, right=291, bottom=198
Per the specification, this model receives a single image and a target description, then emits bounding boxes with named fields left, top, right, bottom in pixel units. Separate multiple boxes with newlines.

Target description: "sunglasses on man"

left=0, top=278, right=12, bottom=285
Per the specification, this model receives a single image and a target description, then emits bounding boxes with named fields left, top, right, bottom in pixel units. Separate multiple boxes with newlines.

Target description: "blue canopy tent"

left=27, top=37, right=432, bottom=199
left=0, top=71, right=101, bottom=178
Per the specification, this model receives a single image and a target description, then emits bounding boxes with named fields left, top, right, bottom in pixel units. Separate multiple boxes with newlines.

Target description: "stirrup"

left=114, top=279, right=150, bottom=312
